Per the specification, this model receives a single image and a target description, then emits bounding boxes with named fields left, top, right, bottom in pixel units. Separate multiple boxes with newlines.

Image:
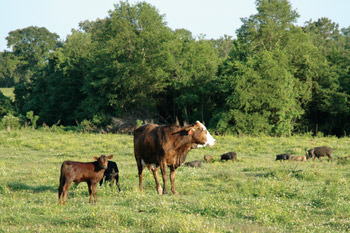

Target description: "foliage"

left=6, top=26, right=60, bottom=84
left=0, top=114, right=21, bottom=130
left=26, top=111, right=39, bottom=129
left=0, top=90, right=15, bottom=118
left=1, top=0, right=350, bottom=136
left=214, top=0, right=305, bottom=135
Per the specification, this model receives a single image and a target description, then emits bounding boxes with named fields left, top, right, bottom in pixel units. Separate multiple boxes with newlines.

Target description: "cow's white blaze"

left=196, top=121, right=216, bottom=148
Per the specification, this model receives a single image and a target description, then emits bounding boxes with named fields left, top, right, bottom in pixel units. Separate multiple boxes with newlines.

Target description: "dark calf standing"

left=184, top=160, right=202, bottom=167
left=221, top=152, right=237, bottom=161
left=58, top=155, right=113, bottom=204
left=275, top=153, right=290, bottom=161
left=100, top=161, right=121, bottom=192
left=306, top=146, right=333, bottom=162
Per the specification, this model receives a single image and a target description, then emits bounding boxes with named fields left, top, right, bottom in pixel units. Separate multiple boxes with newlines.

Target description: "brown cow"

left=58, top=155, right=113, bottom=204
left=134, top=121, right=216, bottom=195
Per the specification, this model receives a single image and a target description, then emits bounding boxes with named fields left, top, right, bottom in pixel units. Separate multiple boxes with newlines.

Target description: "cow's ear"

left=93, top=156, right=99, bottom=161
left=184, top=125, right=194, bottom=135
left=108, top=154, right=114, bottom=160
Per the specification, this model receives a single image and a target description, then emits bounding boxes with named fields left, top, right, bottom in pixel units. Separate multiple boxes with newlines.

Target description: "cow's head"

left=94, top=154, right=114, bottom=169
left=185, top=121, right=216, bottom=148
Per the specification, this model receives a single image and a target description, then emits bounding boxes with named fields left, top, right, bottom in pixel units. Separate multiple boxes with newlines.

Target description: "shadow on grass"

left=7, top=182, right=57, bottom=193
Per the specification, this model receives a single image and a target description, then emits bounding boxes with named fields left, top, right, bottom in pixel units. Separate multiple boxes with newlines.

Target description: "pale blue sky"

left=1, top=0, right=350, bottom=51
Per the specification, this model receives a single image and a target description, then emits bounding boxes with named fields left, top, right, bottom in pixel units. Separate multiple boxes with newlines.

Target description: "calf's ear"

left=108, top=154, right=114, bottom=160
left=93, top=156, right=99, bottom=161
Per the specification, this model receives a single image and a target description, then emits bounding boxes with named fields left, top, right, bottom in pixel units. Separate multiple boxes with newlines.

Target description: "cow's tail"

left=58, top=163, right=66, bottom=199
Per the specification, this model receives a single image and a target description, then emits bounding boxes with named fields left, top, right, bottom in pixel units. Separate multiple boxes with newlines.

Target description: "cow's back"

left=134, top=124, right=162, bottom=163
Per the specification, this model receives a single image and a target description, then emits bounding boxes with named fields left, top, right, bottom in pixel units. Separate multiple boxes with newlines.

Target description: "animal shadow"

left=7, top=182, right=57, bottom=193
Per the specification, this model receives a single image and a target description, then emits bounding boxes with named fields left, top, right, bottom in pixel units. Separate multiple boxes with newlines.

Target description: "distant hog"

left=221, top=152, right=237, bottom=161
left=338, top=155, right=350, bottom=162
left=204, top=155, right=213, bottom=163
left=275, top=153, right=290, bottom=161
left=290, top=156, right=306, bottom=161
left=306, top=146, right=333, bottom=162
left=184, top=160, right=202, bottom=167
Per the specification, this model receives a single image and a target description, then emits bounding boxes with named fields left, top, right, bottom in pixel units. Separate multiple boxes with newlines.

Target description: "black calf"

left=100, top=161, right=121, bottom=191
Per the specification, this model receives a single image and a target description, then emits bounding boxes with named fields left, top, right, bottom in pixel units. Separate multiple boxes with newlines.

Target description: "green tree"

left=0, top=52, right=18, bottom=87
left=214, top=0, right=312, bottom=135
left=6, top=26, right=60, bottom=84
left=302, top=18, right=350, bottom=135
left=78, top=1, right=174, bottom=123
left=163, top=30, right=219, bottom=124
left=17, top=30, right=91, bottom=125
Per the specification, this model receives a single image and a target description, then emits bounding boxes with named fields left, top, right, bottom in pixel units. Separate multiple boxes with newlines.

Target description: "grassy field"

left=1, top=129, right=350, bottom=232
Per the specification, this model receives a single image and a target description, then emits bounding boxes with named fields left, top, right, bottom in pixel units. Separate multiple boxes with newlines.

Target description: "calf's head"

left=94, top=154, right=114, bottom=169
left=185, top=121, right=216, bottom=148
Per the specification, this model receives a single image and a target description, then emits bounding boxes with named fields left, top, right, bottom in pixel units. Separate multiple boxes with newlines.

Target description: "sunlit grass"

left=1, top=130, right=350, bottom=232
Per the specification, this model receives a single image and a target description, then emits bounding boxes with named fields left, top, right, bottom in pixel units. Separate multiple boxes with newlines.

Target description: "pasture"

left=1, top=129, right=350, bottom=232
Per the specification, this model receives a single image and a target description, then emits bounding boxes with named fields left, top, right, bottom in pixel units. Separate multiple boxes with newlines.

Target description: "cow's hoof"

left=157, top=187, right=163, bottom=194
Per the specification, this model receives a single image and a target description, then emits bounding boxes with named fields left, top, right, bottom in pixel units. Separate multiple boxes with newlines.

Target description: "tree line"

left=1, top=0, right=350, bottom=136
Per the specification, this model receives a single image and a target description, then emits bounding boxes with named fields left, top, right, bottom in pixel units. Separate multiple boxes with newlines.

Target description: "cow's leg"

left=87, top=181, right=93, bottom=203
left=62, top=180, right=72, bottom=205
left=136, top=159, right=145, bottom=191
left=152, top=167, right=162, bottom=194
left=170, top=167, right=177, bottom=195
left=160, top=160, right=168, bottom=194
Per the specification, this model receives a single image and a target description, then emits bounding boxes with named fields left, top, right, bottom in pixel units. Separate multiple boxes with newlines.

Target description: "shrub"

left=0, top=114, right=21, bottom=131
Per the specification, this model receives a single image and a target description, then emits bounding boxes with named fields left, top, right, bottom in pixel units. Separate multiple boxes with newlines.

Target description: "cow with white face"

left=133, top=121, right=216, bottom=194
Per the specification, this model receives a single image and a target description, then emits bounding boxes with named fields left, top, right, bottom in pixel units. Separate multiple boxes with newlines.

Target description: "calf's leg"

left=92, top=183, right=98, bottom=203
left=87, top=181, right=93, bottom=203
left=62, top=180, right=72, bottom=205
left=116, top=174, right=121, bottom=192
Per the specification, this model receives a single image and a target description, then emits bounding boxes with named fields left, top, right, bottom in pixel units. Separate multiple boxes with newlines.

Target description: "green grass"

left=1, top=130, right=350, bottom=232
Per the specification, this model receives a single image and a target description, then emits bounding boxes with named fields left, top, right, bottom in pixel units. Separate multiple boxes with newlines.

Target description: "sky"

left=1, top=0, right=350, bottom=51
